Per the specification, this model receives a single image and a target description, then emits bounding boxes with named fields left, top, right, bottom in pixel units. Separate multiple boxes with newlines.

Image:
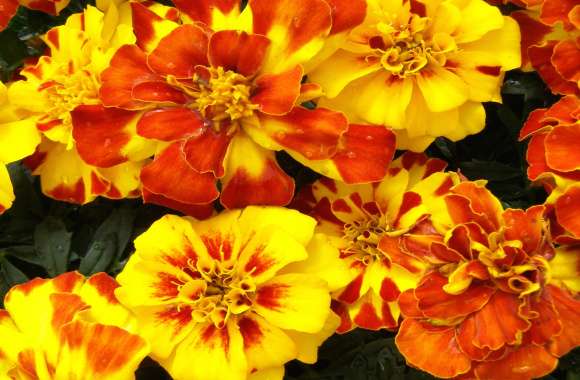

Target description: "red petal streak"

left=208, top=30, right=270, bottom=77
left=137, top=108, right=204, bottom=141
left=255, top=283, right=289, bottom=310
left=172, top=0, right=239, bottom=25
left=529, top=43, right=579, bottom=96
left=252, top=65, right=303, bottom=115
left=324, top=0, right=366, bottom=35
left=0, top=0, right=18, bottom=31
left=131, top=81, right=187, bottom=104
left=183, top=129, right=231, bottom=176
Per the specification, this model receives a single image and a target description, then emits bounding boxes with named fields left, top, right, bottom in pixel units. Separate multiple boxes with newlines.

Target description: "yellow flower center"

left=366, top=14, right=457, bottom=77
left=43, top=65, right=100, bottom=127
left=176, top=259, right=256, bottom=328
left=342, top=217, right=388, bottom=265
left=169, top=66, right=258, bottom=133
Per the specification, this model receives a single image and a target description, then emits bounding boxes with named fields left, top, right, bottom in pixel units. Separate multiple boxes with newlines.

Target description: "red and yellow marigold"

left=0, top=82, right=40, bottom=214
left=305, top=0, right=522, bottom=151
left=71, top=0, right=396, bottom=212
left=394, top=181, right=580, bottom=379
left=0, top=271, right=149, bottom=379
left=8, top=3, right=156, bottom=205
left=511, top=0, right=580, bottom=95
left=115, top=207, right=338, bottom=380
left=291, top=153, right=461, bottom=332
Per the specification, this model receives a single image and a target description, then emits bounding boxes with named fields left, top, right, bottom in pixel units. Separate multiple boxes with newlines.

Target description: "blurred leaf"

left=459, top=160, right=522, bottom=182
left=0, top=257, right=29, bottom=305
left=34, top=217, right=72, bottom=276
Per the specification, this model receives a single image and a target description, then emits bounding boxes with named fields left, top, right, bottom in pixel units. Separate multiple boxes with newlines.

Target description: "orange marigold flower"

left=115, top=207, right=338, bottom=380
left=511, top=0, right=580, bottom=95
left=395, top=181, right=580, bottom=379
left=305, top=0, right=522, bottom=151
left=0, top=271, right=149, bottom=379
left=8, top=4, right=156, bottom=205
left=0, top=82, right=40, bottom=214
left=71, top=0, right=396, bottom=211
left=291, top=153, right=461, bottom=332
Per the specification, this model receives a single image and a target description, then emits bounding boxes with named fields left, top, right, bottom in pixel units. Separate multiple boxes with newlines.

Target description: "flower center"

left=42, top=64, right=100, bottom=127
left=176, top=259, right=256, bottom=328
left=366, top=14, right=457, bottom=77
left=342, top=217, right=388, bottom=265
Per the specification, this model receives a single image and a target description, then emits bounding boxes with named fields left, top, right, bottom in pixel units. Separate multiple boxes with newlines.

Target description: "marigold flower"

left=395, top=181, right=580, bottom=379
left=511, top=0, right=579, bottom=95
left=115, top=207, right=337, bottom=380
left=305, top=0, right=521, bottom=151
left=291, top=153, right=460, bottom=332
left=0, top=82, right=40, bottom=214
left=71, top=0, right=396, bottom=211
left=0, top=271, right=149, bottom=379
left=7, top=3, right=156, bottom=205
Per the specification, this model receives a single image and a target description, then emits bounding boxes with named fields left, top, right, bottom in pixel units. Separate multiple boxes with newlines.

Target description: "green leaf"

left=459, top=160, right=522, bottom=182
left=0, top=257, right=29, bottom=305
left=34, top=217, right=72, bottom=276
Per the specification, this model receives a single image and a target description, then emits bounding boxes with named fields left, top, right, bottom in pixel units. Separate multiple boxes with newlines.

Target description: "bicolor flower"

left=0, top=271, right=149, bottom=379
left=72, top=0, right=396, bottom=211
left=8, top=3, right=156, bottom=205
left=395, top=181, right=580, bottom=379
left=291, top=153, right=461, bottom=332
left=0, top=82, right=40, bottom=214
left=115, top=207, right=337, bottom=380
left=511, top=0, right=579, bottom=95
left=306, top=0, right=521, bottom=151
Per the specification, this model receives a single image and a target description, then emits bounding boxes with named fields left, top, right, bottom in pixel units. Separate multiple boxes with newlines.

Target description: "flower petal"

left=555, top=186, right=580, bottom=238
left=137, top=107, right=204, bottom=141
left=130, top=2, right=179, bottom=53
left=0, top=0, right=18, bottom=31
left=142, top=188, right=215, bottom=218
left=172, top=0, right=240, bottom=28
left=473, top=344, right=558, bottom=380
left=251, top=65, right=303, bottom=115
left=548, top=285, right=580, bottom=357
left=545, top=124, right=580, bottom=172
left=529, top=42, right=579, bottom=96
left=416, top=66, right=469, bottom=113
left=0, top=165, right=14, bottom=214
left=208, top=30, right=270, bottom=77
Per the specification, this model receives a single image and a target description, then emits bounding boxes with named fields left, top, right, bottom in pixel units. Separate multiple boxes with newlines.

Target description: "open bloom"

left=72, top=0, right=396, bottom=211
left=291, top=153, right=460, bottom=332
left=8, top=3, right=155, bottom=205
left=395, top=181, right=580, bottom=379
left=511, top=0, right=579, bottom=95
left=0, top=271, right=149, bottom=379
left=115, top=207, right=337, bottom=380
left=0, top=82, right=40, bottom=213
left=306, top=0, right=521, bottom=151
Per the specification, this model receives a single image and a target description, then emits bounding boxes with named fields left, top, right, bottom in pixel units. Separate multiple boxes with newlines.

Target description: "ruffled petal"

left=208, top=30, right=270, bottom=77
left=251, top=65, right=303, bottom=115
left=548, top=285, right=580, bottom=357
left=137, top=107, right=204, bottom=141
left=473, top=344, right=558, bottom=380
left=183, top=128, right=232, bottom=177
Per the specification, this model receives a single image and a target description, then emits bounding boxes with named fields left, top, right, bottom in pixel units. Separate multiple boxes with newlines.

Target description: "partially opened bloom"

left=0, top=82, right=40, bottom=213
left=511, top=0, right=580, bottom=95
left=395, top=181, right=580, bottom=379
left=291, top=153, right=460, bottom=332
left=8, top=3, right=155, bottom=205
left=115, top=207, right=337, bottom=380
left=0, top=271, right=149, bottom=379
left=306, top=0, right=521, bottom=151
left=72, top=0, right=396, bottom=211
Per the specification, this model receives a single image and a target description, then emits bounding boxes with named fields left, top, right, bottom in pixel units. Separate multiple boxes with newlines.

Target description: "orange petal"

left=131, top=81, right=187, bottom=104
left=519, top=107, right=548, bottom=140
left=502, top=206, right=545, bottom=253
left=540, top=0, right=578, bottom=26
left=0, top=0, right=18, bottom=31
left=183, top=129, right=232, bottom=177
left=415, top=272, right=494, bottom=320
left=172, top=0, right=240, bottom=26
left=324, top=0, right=366, bottom=35
left=552, top=39, right=580, bottom=83
left=252, top=65, right=303, bottom=115
left=141, top=142, right=219, bottom=205
left=130, top=2, right=178, bottom=52
left=545, top=124, right=580, bottom=172
left=510, top=11, right=554, bottom=69
left=331, top=124, right=396, bottom=184
left=528, top=42, right=579, bottom=96
left=526, top=133, right=551, bottom=180
left=142, top=188, right=215, bottom=218
left=147, top=24, right=209, bottom=78
left=208, top=30, right=270, bottom=77
left=555, top=186, right=580, bottom=237
left=548, top=285, right=580, bottom=357
left=137, top=108, right=204, bottom=141
left=527, top=289, right=562, bottom=346
left=396, top=319, right=471, bottom=378
left=473, top=344, right=558, bottom=380
left=398, top=289, right=423, bottom=318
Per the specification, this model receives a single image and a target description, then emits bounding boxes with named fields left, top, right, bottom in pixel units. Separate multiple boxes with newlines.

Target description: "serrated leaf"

left=34, top=217, right=72, bottom=276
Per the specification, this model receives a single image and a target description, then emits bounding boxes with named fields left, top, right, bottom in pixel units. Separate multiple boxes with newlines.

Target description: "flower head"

left=72, top=0, right=396, bottom=212
left=0, top=272, right=148, bottom=379
left=292, top=153, right=460, bottom=332
left=8, top=4, right=155, bottom=204
left=306, top=0, right=521, bottom=151
left=395, top=181, right=580, bottom=379
left=115, top=207, right=337, bottom=380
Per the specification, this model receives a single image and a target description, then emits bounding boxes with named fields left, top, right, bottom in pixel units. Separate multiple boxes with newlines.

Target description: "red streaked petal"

left=183, top=129, right=232, bottom=176
left=398, top=289, right=423, bottom=318
left=526, top=133, right=550, bottom=180
left=396, top=319, right=471, bottom=378
left=473, top=344, right=557, bottom=380
left=141, top=142, right=219, bottom=205
left=555, top=186, right=580, bottom=238
left=548, top=285, right=580, bottom=357
left=519, top=107, right=548, bottom=140
left=172, top=0, right=240, bottom=25
left=502, top=206, right=545, bottom=253
left=545, top=124, right=580, bottom=172
left=529, top=43, right=579, bottom=96
left=142, top=188, right=215, bottom=219
left=147, top=24, right=209, bottom=78
left=527, top=289, right=562, bottom=346
left=137, top=108, right=204, bottom=141
left=131, top=81, right=187, bottom=104
left=220, top=133, right=294, bottom=209
left=539, top=0, right=578, bottom=26
left=258, top=107, right=348, bottom=160
left=100, top=45, right=163, bottom=109
left=0, top=0, right=18, bottom=31
left=251, top=65, right=303, bottom=115
left=208, top=30, right=270, bottom=77
left=324, top=0, right=366, bottom=35
left=552, top=39, right=580, bottom=83
left=332, top=124, right=396, bottom=184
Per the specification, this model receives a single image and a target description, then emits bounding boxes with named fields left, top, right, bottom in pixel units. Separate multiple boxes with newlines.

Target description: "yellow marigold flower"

left=0, top=271, right=149, bottom=379
left=0, top=82, right=40, bottom=214
left=306, top=0, right=522, bottom=151
left=7, top=3, right=155, bottom=204
left=291, top=152, right=461, bottom=332
left=115, top=207, right=338, bottom=380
